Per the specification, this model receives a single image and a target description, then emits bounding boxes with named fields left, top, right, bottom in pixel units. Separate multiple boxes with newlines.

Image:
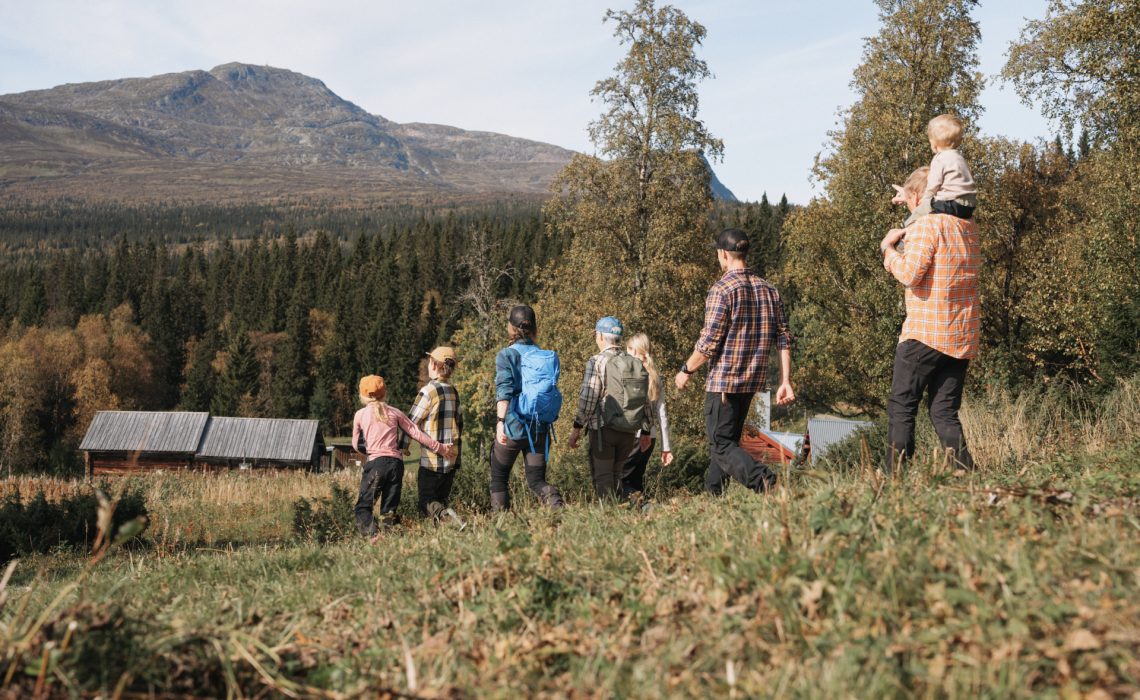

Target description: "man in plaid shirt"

left=399, top=346, right=465, bottom=526
left=676, top=228, right=796, bottom=495
left=880, top=167, right=980, bottom=472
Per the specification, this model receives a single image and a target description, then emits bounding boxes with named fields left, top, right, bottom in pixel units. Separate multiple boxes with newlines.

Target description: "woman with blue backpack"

left=490, top=305, right=565, bottom=512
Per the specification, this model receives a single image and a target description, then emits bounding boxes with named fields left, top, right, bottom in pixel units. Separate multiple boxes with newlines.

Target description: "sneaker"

left=443, top=508, right=467, bottom=531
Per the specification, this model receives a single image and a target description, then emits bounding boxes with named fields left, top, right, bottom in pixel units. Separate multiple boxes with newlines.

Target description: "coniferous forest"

left=0, top=194, right=792, bottom=476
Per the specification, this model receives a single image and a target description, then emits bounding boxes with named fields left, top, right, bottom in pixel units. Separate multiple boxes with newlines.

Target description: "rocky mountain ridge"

left=0, top=62, right=735, bottom=202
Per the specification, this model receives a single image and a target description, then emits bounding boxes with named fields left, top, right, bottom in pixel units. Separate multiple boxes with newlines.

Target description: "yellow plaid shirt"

left=883, top=214, right=980, bottom=359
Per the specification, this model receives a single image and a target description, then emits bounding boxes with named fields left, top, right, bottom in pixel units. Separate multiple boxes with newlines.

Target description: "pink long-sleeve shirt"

left=352, top=404, right=445, bottom=461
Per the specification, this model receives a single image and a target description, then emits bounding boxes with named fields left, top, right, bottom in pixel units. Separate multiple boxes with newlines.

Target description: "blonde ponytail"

left=360, top=394, right=392, bottom=425
left=627, top=333, right=661, bottom=403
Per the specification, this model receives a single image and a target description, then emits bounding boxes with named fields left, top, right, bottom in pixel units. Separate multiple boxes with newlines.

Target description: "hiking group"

left=352, top=114, right=981, bottom=536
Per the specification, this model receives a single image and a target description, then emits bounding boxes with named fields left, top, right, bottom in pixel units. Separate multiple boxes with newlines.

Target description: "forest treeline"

left=0, top=195, right=791, bottom=476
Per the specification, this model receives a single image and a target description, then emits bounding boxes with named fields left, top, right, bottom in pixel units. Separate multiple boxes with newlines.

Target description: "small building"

left=80, top=411, right=209, bottom=476
left=195, top=417, right=325, bottom=470
left=79, top=411, right=325, bottom=476
left=803, top=418, right=875, bottom=466
left=329, top=442, right=367, bottom=470
left=741, top=427, right=802, bottom=466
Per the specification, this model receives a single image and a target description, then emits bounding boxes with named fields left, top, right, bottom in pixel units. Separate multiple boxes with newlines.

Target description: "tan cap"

left=359, top=375, right=386, bottom=400
left=426, top=346, right=457, bottom=367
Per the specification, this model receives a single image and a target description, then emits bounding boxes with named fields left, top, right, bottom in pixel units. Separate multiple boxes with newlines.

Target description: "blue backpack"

left=509, top=344, right=562, bottom=455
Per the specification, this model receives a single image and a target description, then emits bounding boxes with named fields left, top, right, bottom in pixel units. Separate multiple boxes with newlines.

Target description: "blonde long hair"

left=360, top=394, right=391, bottom=425
left=626, top=333, right=661, bottom=403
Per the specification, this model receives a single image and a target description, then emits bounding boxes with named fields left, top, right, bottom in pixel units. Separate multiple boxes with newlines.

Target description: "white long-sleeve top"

left=635, top=378, right=672, bottom=452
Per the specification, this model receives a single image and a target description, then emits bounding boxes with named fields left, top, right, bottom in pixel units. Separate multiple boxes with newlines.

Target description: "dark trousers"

left=588, top=427, right=638, bottom=499
left=355, top=456, right=404, bottom=536
left=418, top=467, right=456, bottom=520
left=489, top=430, right=564, bottom=509
left=930, top=199, right=975, bottom=220
left=621, top=436, right=655, bottom=498
left=886, top=340, right=974, bottom=472
left=705, top=392, right=775, bottom=494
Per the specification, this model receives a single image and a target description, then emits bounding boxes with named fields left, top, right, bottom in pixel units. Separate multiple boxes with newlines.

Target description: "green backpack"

left=600, top=353, right=650, bottom=434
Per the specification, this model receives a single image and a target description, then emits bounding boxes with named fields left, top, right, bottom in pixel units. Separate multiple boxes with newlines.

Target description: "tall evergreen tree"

left=18, top=271, right=47, bottom=327
left=181, top=329, right=221, bottom=412
left=211, top=328, right=260, bottom=417
left=272, top=284, right=314, bottom=419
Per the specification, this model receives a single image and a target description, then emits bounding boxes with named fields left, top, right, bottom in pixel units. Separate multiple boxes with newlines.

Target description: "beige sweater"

left=924, top=149, right=977, bottom=204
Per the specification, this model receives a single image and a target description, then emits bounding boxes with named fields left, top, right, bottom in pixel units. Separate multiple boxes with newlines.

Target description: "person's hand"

left=776, top=382, right=795, bottom=406
left=881, top=228, right=906, bottom=253
left=675, top=371, right=690, bottom=390
left=639, top=435, right=652, bottom=452
left=496, top=421, right=508, bottom=445
left=402, top=449, right=411, bottom=457
left=439, top=444, right=455, bottom=461
left=890, top=184, right=907, bottom=205
left=661, top=451, right=674, bottom=466
left=568, top=428, right=582, bottom=450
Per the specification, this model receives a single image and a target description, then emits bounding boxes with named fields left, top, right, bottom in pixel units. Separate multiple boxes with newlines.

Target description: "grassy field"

left=0, top=385, right=1138, bottom=699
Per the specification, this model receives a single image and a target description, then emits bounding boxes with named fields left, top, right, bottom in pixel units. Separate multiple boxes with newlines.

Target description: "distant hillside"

left=0, top=62, right=737, bottom=203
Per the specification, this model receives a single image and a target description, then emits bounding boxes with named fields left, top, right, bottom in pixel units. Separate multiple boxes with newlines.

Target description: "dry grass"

left=962, top=379, right=1140, bottom=467
left=0, top=388, right=1136, bottom=698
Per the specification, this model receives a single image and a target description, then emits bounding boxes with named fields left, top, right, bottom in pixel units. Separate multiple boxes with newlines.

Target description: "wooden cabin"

left=329, top=442, right=367, bottom=470
left=741, top=426, right=802, bottom=466
left=79, top=411, right=325, bottom=476
left=80, top=411, right=209, bottom=476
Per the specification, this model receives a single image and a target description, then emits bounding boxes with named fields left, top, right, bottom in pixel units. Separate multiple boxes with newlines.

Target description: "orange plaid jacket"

left=883, top=214, right=980, bottom=359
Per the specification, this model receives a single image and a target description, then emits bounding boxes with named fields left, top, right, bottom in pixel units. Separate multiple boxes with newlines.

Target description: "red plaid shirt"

left=883, top=214, right=980, bottom=359
left=696, top=268, right=794, bottom=394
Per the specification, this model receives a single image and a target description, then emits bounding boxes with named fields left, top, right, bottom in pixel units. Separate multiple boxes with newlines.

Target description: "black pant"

left=930, top=199, right=975, bottom=220
left=418, top=467, right=456, bottom=520
left=355, top=456, right=404, bottom=536
left=886, top=340, right=974, bottom=471
left=621, top=436, right=654, bottom=498
left=588, top=426, right=638, bottom=499
left=489, top=430, right=563, bottom=508
left=705, top=392, right=775, bottom=494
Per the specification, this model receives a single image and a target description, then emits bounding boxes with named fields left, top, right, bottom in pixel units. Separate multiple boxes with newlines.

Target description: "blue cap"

left=595, top=317, right=623, bottom=336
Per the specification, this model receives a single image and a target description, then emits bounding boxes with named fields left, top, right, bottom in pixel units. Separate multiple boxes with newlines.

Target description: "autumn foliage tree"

left=781, top=0, right=984, bottom=411
left=540, top=0, right=724, bottom=435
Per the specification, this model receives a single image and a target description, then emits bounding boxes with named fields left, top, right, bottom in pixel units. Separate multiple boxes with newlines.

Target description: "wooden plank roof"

left=196, top=417, right=322, bottom=462
left=79, top=411, right=209, bottom=454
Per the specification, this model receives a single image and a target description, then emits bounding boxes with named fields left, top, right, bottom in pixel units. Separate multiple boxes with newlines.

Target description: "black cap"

left=710, top=228, right=750, bottom=253
left=509, top=305, right=536, bottom=330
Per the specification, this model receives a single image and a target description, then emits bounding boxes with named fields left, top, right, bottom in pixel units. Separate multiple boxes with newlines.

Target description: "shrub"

left=292, top=483, right=356, bottom=543
left=0, top=481, right=149, bottom=563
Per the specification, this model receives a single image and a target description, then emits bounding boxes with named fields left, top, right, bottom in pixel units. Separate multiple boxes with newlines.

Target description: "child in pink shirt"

left=351, top=375, right=453, bottom=538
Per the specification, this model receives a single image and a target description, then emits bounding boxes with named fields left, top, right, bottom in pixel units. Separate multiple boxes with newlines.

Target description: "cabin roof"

left=79, top=411, right=209, bottom=454
left=806, top=418, right=875, bottom=465
left=80, top=411, right=324, bottom=462
left=195, top=417, right=323, bottom=462
left=760, top=430, right=804, bottom=455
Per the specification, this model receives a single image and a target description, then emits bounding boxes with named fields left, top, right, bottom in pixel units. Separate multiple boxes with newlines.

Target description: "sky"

left=0, top=0, right=1054, bottom=204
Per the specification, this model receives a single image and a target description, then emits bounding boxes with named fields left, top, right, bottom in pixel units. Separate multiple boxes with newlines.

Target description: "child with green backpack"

left=568, top=317, right=654, bottom=500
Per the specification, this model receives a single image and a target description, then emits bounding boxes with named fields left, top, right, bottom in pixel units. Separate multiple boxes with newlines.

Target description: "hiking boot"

left=540, top=485, right=565, bottom=510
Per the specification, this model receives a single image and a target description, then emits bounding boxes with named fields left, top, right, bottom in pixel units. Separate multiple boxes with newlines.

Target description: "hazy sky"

left=0, top=0, right=1054, bottom=203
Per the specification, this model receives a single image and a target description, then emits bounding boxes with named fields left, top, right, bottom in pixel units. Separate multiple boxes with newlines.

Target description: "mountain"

left=0, top=62, right=736, bottom=202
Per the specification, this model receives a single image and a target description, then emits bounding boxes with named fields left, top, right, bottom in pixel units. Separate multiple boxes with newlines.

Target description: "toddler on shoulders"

left=920, top=113, right=976, bottom=219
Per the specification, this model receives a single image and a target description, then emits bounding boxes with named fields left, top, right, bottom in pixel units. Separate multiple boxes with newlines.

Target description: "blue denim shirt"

left=495, top=339, right=544, bottom=442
